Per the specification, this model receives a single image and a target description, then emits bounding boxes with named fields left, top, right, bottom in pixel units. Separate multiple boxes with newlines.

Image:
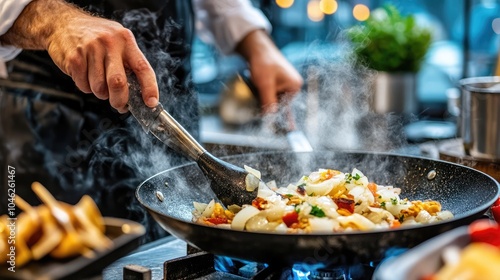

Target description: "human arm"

left=193, top=0, right=303, bottom=113
left=0, top=0, right=158, bottom=113
left=0, top=0, right=32, bottom=60
left=235, top=29, right=303, bottom=113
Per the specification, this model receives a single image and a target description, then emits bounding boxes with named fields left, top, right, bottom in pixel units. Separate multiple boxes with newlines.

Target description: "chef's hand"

left=0, top=0, right=158, bottom=113
left=236, top=30, right=303, bottom=113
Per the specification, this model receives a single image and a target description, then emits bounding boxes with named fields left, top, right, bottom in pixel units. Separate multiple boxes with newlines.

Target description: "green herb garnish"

left=310, top=205, right=326, bottom=217
left=345, top=173, right=353, bottom=183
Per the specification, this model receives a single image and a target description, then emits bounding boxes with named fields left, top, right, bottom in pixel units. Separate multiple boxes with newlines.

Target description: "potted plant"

left=346, top=5, right=432, bottom=115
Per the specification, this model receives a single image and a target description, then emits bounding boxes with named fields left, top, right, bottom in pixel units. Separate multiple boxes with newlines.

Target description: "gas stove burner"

left=158, top=247, right=381, bottom=280
left=118, top=242, right=409, bottom=280
left=292, top=263, right=378, bottom=280
left=309, top=268, right=348, bottom=280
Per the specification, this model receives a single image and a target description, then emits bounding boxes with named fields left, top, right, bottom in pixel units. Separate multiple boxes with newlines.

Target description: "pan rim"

left=136, top=150, right=500, bottom=237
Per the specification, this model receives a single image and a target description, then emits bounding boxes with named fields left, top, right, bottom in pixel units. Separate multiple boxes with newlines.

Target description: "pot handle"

left=127, top=73, right=206, bottom=161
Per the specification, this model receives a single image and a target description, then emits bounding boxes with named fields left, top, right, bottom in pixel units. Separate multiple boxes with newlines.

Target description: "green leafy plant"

left=346, top=5, right=432, bottom=73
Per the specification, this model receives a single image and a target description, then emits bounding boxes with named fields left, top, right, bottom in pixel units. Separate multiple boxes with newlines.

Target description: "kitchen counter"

left=200, top=114, right=289, bottom=153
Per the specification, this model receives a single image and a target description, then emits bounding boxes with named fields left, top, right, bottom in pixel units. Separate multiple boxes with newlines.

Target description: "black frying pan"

left=136, top=151, right=500, bottom=266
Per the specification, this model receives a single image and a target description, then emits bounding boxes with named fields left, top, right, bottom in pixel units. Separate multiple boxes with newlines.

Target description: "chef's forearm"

left=236, top=29, right=278, bottom=62
left=0, top=0, right=87, bottom=50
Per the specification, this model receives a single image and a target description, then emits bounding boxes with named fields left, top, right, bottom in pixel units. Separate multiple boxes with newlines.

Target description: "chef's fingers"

left=105, top=54, right=128, bottom=113
left=87, top=44, right=109, bottom=100
left=124, top=36, right=158, bottom=108
left=255, top=77, right=279, bottom=114
left=275, top=69, right=303, bottom=98
left=64, top=49, right=92, bottom=94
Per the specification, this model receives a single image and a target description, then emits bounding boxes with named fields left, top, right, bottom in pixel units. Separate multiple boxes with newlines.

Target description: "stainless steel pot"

left=372, top=72, right=417, bottom=115
left=460, top=76, right=500, bottom=161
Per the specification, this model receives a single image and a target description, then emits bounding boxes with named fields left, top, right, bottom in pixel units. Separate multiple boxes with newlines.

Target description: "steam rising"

left=35, top=9, right=408, bottom=244
left=258, top=38, right=408, bottom=154
left=39, top=8, right=199, bottom=242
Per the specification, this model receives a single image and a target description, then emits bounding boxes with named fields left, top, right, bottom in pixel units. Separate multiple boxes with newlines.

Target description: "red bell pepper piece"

left=491, top=197, right=500, bottom=223
left=334, top=198, right=355, bottom=213
left=468, top=219, right=500, bottom=247
left=282, top=211, right=299, bottom=227
left=252, top=197, right=268, bottom=210
left=205, top=217, right=228, bottom=225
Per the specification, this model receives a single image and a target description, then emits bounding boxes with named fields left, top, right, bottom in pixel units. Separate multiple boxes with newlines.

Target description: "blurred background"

left=193, top=0, right=500, bottom=150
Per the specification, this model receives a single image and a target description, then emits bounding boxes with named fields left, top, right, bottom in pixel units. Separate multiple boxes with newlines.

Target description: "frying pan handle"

left=127, top=73, right=206, bottom=161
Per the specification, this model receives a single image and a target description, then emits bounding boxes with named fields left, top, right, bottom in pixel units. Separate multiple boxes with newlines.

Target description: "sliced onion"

left=263, top=206, right=285, bottom=222
left=436, top=210, right=454, bottom=221
left=231, top=206, right=260, bottom=231
left=415, top=210, right=433, bottom=223
left=348, top=186, right=365, bottom=198
left=246, top=214, right=278, bottom=232
left=215, top=224, right=232, bottom=230
left=309, top=217, right=337, bottom=232
left=286, top=184, right=298, bottom=191
left=193, top=201, right=208, bottom=213
left=257, top=182, right=276, bottom=199
left=351, top=168, right=365, bottom=178
left=337, top=213, right=375, bottom=230
left=366, top=207, right=392, bottom=223
left=244, top=165, right=261, bottom=179
left=384, top=200, right=411, bottom=216
left=305, top=174, right=344, bottom=196
left=245, top=173, right=260, bottom=192
left=201, top=199, right=215, bottom=217
left=274, top=223, right=289, bottom=233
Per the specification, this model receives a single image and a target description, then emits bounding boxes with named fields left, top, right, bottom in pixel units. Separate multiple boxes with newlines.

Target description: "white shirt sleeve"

left=192, top=0, right=272, bottom=54
left=0, top=0, right=33, bottom=61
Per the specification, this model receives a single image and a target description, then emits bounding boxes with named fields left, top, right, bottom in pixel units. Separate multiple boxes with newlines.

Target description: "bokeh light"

left=353, top=4, right=370, bottom=21
left=493, top=18, right=500, bottom=34
left=320, top=0, right=338, bottom=15
left=276, top=0, right=294, bottom=9
left=308, top=0, right=325, bottom=22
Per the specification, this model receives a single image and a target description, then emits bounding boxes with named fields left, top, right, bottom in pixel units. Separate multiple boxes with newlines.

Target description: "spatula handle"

left=127, top=73, right=206, bottom=161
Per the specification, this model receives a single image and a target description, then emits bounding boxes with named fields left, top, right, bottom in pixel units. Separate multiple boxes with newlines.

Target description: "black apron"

left=0, top=0, right=196, bottom=242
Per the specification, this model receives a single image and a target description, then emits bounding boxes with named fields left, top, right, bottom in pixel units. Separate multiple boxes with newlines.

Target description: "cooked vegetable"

left=469, top=220, right=500, bottom=248
left=491, top=197, right=500, bottom=223
left=424, top=220, right=500, bottom=280
left=230, top=206, right=260, bottom=231
left=0, top=182, right=110, bottom=268
left=192, top=167, right=454, bottom=233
